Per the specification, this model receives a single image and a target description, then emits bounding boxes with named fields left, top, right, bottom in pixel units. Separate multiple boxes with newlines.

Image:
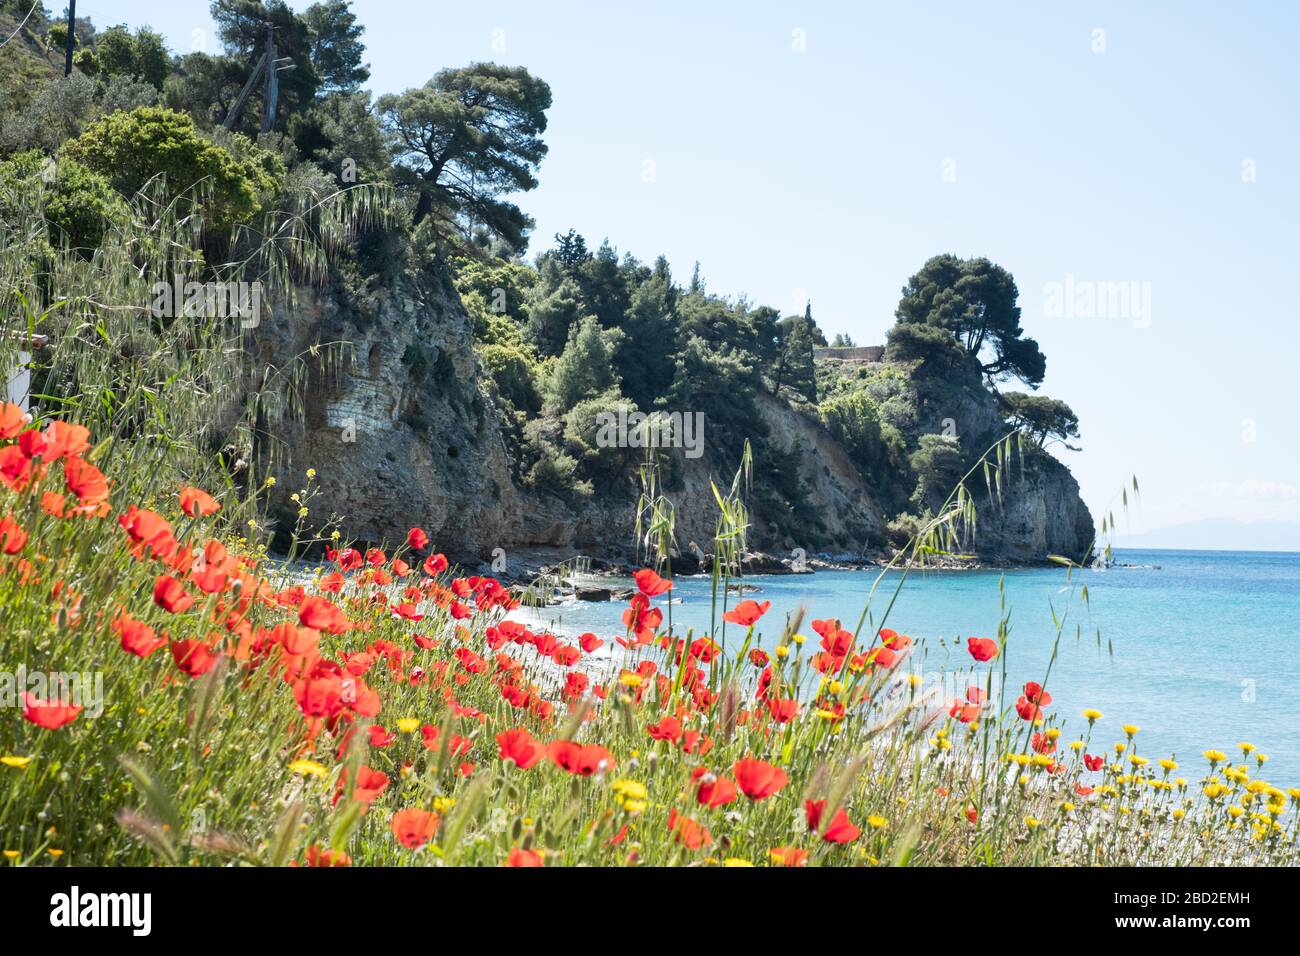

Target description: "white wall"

left=4, top=351, right=31, bottom=412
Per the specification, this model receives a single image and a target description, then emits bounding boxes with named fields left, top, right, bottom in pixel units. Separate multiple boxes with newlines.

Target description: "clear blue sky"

left=90, top=1, right=1300, bottom=541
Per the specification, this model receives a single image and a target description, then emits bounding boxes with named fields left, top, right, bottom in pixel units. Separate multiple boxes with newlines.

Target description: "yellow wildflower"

left=288, top=759, right=328, bottom=778
left=611, top=779, right=647, bottom=801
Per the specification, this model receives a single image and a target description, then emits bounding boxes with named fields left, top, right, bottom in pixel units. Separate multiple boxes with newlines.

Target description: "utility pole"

left=261, top=22, right=278, bottom=134
left=63, top=0, right=75, bottom=76
left=222, top=21, right=295, bottom=133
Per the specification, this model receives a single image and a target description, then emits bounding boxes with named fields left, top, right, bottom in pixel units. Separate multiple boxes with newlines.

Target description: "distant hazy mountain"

left=1111, top=518, right=1300, bottom=553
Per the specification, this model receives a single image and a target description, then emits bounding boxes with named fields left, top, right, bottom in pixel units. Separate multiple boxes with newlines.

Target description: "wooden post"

left=63, top=0, right=76, bottom=76
left=222, top=51, right=267, bottom=131
left=261, top=22, right=279, bottom=134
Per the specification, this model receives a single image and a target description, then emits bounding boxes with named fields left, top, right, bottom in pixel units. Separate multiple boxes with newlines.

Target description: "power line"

left=0, top=1, right=40, bottom=51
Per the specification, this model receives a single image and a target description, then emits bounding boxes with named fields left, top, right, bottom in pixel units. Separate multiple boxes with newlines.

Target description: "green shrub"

left=62, top=106, right=284, bottom=232
left=479, top=343, right=541, bottom=417
left=0, top=72, right=97, bottom=155
left=0, top=150, right=129, bottom=251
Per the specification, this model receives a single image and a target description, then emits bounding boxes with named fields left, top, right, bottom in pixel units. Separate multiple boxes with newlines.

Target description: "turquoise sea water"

left=515, top=549, right=1300, bottom=785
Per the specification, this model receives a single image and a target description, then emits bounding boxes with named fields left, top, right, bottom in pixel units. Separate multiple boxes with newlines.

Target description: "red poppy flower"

left=563, top=670, right=589, bottom=700
left=646, top=716, right=683, bottom=743
left=0, top=514, right=27, bottom=554
left=0, top=402, right=28, bottom=440
left=333, top=547, right=363, bottom=571
left=506, top=848, right=543, bottom=867
left=153, top=575, right=194, bottom=613
left=666, top=809, right=712, bottom=850
left=41, top=491, right=66, bottom=517
left=804, top=799, right=861, bottom=843
left=370, top=725, right=396, bottom=747
left=298, top=595, right=351, bottom=634
left=22, top=692, right=82, bottom=729
left=551, top=643, right=580, bottom=666
left=118, top=507, right=177, bottom=559
left=297, top=845, right=350, bottom=867
left=696, top=774, right=738, bottom=808
left=1014, top=697, right=1042, bottom=721
left=1083, top=754, right=1104, bottom=772
left=967, top=637, right=999, bottom=661
left=41, top=421, right=91, bottom=461
left=179, top=486, right=220, bottom=517
left=407, top=527, right=429, bottom=551
left=723, top=599, right=771, bottom=626
left=681, top=730, right=714, bottom=756
left=949, top=698, right=981, bottom=723
left=496, top=728, right=545, bottom=769
left=633, top=567, right=673, bottom=596
left=733, top=758, right=788, bottom=800
left=392, top=602, right=424, bottom=622
left=113, top=611, right=165, bottom=658
left=64, top=458, right=109, bottom=504
left=336, top=766, right=389, bottom=806
left=1022, top=681, right=1052, bottom=705
left=269, top=622, right=320, bottom=657
left=548, top=740, right=614, bottom=775
left=171, top=638, right=219, bottom=677
left=2, top=450, right=42, bottom=495
left=422, top=553, right=448, bottom=576
left=769, top=847, right=809, bottom=867
left=621, top=593, right=663, bottom=644
left=390, top=808, right=440, bottom=848
left=765, top=697, right=799, bottom=723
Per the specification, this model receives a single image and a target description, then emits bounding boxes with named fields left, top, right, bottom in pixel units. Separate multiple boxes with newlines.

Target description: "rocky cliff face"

left=255, top=274, right=1092, bottom=568
left=971, top=455, right=1096, bottom=561
left=854, top=353, right=1096, bottom=562
left=253, top=275, right=525, bottom=558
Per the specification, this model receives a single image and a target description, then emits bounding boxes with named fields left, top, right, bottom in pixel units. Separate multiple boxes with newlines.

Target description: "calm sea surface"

left=513, top=549, right=1300, bottom=785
